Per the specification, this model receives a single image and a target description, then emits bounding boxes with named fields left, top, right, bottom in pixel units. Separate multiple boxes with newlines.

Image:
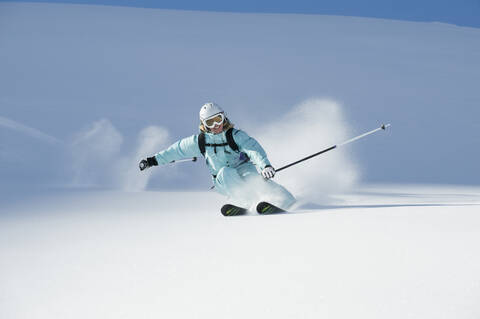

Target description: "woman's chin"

left=211, top=126, right=224, bottom=134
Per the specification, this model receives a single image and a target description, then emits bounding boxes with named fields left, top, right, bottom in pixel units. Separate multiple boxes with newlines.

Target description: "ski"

left=256, top=202, right=286, bottom=215
left=221, top=204, right=248, bottom=216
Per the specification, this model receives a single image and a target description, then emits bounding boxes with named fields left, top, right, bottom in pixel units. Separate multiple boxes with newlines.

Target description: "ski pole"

left=170, top=157, right=197, bottom=164
left=275, top=124, right=390, bottom=173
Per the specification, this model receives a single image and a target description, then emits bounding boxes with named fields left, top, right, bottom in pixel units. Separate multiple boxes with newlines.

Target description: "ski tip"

left=221, top=204, right=247, bottom=216
left=256, top=201, right=286, bottom=215
left=381, top=123, right=391, bottom=130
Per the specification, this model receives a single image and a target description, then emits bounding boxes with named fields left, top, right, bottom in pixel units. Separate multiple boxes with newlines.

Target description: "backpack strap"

left=198, top=128, right=240, bottom=157
left=198, top=132, right=206, bottom=156
left=225, top=128, right=239, bottom=152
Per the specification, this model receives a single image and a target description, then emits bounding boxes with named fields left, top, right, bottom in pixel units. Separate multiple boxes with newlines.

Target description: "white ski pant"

left=213, top=163, right=295, bottom=210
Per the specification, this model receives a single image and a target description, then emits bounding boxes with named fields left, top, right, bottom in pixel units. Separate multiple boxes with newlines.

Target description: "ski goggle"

left=203, top=113, right=225, bottom=128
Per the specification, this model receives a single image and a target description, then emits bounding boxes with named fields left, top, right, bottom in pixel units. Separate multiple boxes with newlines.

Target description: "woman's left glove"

left=261, top=165, right=276, bottom=179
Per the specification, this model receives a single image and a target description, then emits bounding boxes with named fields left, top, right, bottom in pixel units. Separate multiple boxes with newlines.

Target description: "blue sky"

left=2, top=2, right=479, bottom=187
left=2, top=0, right=479, bottom=28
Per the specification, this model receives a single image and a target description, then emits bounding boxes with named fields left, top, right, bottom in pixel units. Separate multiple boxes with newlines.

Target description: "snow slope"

left=1, top=3, right=480, bottom=318
left=1, top=185, right=480, bottom=319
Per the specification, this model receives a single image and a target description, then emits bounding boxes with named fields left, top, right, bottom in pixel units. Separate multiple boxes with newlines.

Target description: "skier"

left=139, top=102, right=295, bottom=214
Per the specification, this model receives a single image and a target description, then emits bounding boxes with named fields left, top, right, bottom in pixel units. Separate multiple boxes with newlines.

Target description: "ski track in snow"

left=1, top=184, right=480, bottom=319
left=0, top=116, right=61, bottom=145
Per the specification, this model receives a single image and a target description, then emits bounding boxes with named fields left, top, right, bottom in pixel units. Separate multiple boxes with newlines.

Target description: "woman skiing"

left=139, top=102, right=295, bottom=215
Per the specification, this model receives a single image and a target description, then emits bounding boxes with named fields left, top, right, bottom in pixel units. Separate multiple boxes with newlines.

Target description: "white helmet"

left=199, top=102, right=224, bottom=124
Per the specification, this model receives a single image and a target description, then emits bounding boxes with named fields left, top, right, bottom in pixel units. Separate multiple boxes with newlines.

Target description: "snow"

left=1, top=2, right=480, bottom=318
left=1, top=185, right=480, bottom=318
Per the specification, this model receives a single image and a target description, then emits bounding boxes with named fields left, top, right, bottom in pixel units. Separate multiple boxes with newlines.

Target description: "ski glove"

left=139, top=156, right=158, bottom=171
left=261, top=165, right=276, bottom=179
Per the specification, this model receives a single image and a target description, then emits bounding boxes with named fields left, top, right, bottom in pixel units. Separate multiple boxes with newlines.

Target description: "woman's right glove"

left=139, top=157, right=158, bottom=171
left=261, top=165, right=276, bottom=179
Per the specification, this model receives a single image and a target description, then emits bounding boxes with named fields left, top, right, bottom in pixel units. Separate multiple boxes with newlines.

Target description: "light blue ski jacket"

left=154, top=128, right=271, bottom=177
